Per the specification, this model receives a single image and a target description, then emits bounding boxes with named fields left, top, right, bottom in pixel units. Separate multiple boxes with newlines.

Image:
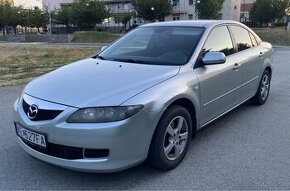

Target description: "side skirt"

left=198, top=94, right=255, bottom=129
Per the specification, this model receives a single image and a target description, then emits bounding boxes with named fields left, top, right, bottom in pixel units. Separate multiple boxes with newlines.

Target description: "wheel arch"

left=162, top=98, right=197, bottom=138
left=265, top=66, right=272, bottom=79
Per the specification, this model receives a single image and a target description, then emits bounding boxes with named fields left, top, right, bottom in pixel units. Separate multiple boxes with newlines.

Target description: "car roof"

left=141, top=20, right=241, bottom=28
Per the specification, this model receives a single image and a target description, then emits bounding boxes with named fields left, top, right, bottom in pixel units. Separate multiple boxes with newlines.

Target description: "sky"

left=14, top=0, right=42, bottom=9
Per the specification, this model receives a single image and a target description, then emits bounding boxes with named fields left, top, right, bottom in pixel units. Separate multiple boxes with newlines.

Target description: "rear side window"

left=249, top=32, right=258, bottom=47
left=230, top=25, right=252, bottom=51
left=202, top=26, right=234, bottom=56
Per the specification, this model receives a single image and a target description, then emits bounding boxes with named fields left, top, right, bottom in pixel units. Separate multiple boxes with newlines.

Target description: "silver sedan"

left=13, top=20, right=273, bottom=172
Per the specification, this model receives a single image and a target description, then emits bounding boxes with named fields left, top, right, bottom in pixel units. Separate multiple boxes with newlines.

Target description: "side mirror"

left=202, top=52, right=226, bottom=65
left=101, top=46, right=108, bottom=52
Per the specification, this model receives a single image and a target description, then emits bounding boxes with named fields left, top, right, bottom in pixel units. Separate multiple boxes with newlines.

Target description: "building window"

left=188, top=14, right=193, bottom=20
left=189, top=0, right=193, bottom=5
left=173, top=16, right=180, bottom=20
left=173, top=0, right=179, bottom=6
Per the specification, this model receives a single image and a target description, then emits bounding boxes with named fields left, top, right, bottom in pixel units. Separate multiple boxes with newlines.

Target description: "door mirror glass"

left=202, top=52, right=226, bottom=65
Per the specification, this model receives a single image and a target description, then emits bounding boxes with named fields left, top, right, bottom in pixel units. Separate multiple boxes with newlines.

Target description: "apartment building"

left=166, top=0, right=241, bottom=21
left=222, top=0, right=241, bottom=21
left=166, top=0, right=198, bottom=21
left=104, top=0, right=133, bottom=14
left=13, top=0, right=42, bottom=8
left=0, top=0, right=13, bottom=4
left=42, top=0, right=246, bottom=25
left=240, top=0, right=256, bottom=21
left=51, top=0, right=134, bottom=15
left=42, top=0, right=61, bottom=10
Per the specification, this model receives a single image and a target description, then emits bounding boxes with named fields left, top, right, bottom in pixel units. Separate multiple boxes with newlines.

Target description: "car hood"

left=24, top=58, right=180, bottom=108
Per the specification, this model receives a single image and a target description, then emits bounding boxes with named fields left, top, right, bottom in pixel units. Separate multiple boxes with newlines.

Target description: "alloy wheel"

left=163, top=116, right=189, bottom=161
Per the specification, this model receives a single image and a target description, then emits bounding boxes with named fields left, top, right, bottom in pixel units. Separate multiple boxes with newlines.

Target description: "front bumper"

left=13, top=95, right=161, bottom=172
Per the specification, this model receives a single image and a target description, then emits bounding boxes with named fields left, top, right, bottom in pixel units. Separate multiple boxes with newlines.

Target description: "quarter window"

left=230, top=25, right=252, bottom=51
left=202, top=26, right=235, bottom=56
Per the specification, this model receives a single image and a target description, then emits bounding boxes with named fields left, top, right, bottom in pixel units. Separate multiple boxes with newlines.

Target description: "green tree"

left=250, top=0, right=289, bottom=24
left=195, top=0, right=225, bottom=19
left=7, top=6, right=23, bottom=34
left=71, top=0, right=108, bottom=30
left=114, top=13, right=132, bottom=29
left=54, top=6, right=73, bottom=32
left=29, top=7, right=46, bottom=33
left=0, top=2, right=11, bottom=35
left=132, top=0, right=171, bottom=21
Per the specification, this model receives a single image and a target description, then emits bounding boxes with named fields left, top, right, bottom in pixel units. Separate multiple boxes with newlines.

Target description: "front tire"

left=251, top=70, right=271, bottom=105
left=148, top=105, right=192, bottom=171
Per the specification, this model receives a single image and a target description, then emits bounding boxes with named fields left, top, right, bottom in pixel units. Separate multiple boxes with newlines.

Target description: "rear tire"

left=250, top=70, right=271, bottom=105
left=148, top=105, right=192, bottom=171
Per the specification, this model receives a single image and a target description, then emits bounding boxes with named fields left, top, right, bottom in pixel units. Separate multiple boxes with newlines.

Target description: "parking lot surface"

left=0, top=47, right=290, bottom=190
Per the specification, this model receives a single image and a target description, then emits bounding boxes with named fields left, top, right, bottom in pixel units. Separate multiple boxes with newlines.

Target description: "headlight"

left=67, top=105, right=143, bottom=123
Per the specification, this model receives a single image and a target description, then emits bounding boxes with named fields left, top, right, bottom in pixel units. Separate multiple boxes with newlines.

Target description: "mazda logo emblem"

left=27, top=104, right=38, bottom=120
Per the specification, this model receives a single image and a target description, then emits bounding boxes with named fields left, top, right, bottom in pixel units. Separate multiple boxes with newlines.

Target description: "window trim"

left=249, top=32, right=258, bottom=47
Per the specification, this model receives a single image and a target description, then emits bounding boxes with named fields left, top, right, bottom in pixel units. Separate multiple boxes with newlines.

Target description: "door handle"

left=233, top=63, right=241, bottom=71
left=259, top=52, right=264, bottom=58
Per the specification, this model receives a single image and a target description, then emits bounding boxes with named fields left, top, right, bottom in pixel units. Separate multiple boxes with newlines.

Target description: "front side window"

left=202, top=26, right=235, bottom=56
left=230, top=25, right=252, bottom=51
left=99, top=26, right=205, bottom=65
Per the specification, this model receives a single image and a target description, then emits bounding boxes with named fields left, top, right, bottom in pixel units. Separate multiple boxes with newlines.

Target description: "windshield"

left=98, top=26, right=205, bottom=65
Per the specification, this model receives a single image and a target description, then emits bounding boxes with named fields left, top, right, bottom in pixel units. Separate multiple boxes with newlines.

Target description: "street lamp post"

left=195, top=0, right=201, bottom=20
left=17, top=11, right=21, bottom=34
left=151, top=7, right=155, bottom=22
left=49, top=11, right=52, bottom=35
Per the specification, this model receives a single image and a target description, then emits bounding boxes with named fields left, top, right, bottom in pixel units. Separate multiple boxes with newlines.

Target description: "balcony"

left=171, top=6, right=187, bottom=14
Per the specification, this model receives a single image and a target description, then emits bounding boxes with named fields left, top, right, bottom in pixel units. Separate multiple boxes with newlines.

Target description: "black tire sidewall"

left=257, top=70, right=271, bottom=104
left=148, top=105, right=193, bottom=170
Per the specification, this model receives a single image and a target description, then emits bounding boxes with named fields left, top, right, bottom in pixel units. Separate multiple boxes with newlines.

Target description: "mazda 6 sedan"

left=13, top=20, right=273, bottom=172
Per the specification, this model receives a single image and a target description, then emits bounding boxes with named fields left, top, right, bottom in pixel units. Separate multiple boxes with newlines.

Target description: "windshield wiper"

left=93, top=55, right=107, bottom=60
left=112, top=58, right=151, bottom=64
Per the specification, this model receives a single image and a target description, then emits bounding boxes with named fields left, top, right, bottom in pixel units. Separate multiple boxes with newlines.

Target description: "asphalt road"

left=0, top=48, right=290, bottom=190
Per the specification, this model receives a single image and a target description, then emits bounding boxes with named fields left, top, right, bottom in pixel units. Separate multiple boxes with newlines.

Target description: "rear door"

left=195, top=25, right=242, bottom=126
left=229, top=25, right=262, bottom=100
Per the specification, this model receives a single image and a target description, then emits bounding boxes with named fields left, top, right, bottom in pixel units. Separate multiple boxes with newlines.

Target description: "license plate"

left=15, top=124, right=47, bottom=148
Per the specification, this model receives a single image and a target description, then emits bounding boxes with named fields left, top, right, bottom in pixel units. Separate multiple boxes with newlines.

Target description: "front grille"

left=22, top=99, right=63, bottom=121
left=21, top=137, right=84, bottom=160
